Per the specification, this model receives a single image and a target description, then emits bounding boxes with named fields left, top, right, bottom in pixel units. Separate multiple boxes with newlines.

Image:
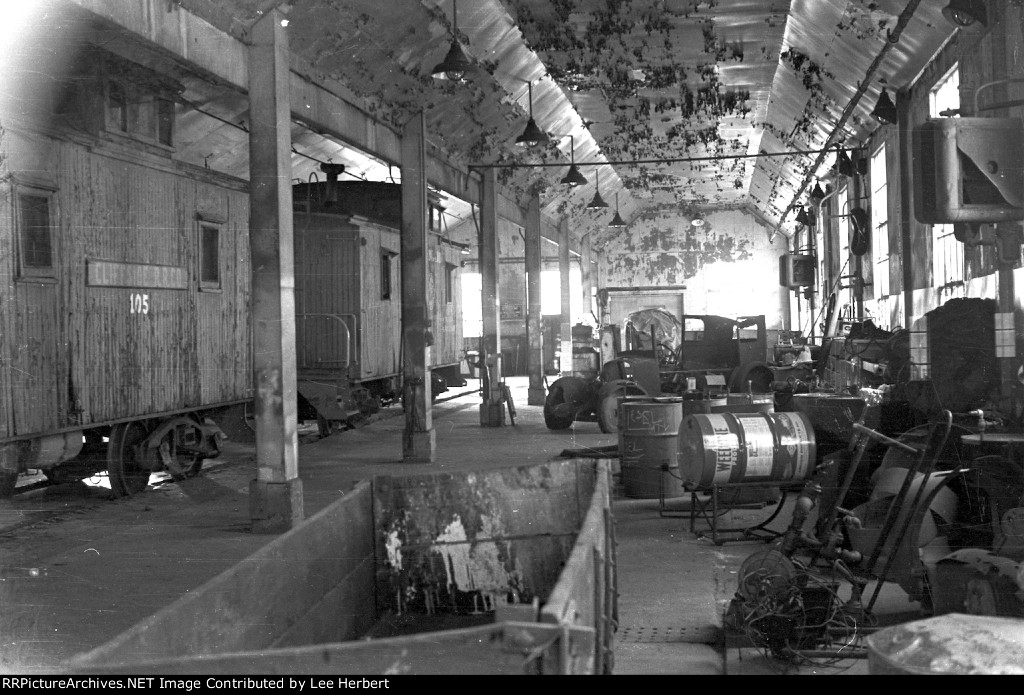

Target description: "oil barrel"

left=678, top=411, right=816, bottom=489
left=618, top=398, right=686, bottom=499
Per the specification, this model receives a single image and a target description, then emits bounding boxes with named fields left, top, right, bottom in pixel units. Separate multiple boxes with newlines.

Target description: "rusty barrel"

left=618, top=398, right=686, bottom=499
left=678, top=411, right=816, bottom=489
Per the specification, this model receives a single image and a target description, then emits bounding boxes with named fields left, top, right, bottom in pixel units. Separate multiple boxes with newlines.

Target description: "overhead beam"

left=65, top=0, right=551, bottom=228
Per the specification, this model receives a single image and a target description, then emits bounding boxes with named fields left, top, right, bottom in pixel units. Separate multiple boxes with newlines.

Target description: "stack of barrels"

left=618, top=392, right=817, bottom=499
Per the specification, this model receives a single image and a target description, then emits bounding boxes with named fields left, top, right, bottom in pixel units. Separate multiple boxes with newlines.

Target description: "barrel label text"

left=736, top=415, right=774, bottom=478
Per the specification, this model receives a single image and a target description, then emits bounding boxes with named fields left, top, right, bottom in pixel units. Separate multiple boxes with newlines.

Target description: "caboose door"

left=3, top=181, right=68, bottom=441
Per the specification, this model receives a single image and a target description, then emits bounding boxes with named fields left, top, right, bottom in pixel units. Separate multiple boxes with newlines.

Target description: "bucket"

left=618, top=398, right=686, bottom=499
left=678, top=411, right=816, bottom=489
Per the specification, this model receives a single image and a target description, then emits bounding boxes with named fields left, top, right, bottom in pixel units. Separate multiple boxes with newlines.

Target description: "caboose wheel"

left=107, top=421, right=154, bottom=497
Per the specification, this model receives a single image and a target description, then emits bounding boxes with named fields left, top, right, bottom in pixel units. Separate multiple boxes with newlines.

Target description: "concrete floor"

left=0, top=376, right=926, bottom=675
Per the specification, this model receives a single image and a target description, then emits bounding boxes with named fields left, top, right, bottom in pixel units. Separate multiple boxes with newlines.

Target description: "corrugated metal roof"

left=142, top=1, right=962, bottom=244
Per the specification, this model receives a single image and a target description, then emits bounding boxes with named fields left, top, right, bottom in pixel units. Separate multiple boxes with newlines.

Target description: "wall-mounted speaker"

left=779, top=253, right=815, bottom=289
left=913, top=117, right=1023, bottom=224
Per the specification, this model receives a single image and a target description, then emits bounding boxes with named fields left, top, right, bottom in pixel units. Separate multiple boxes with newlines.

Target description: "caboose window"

left=199, top=223, right=221, bottom=290
left=381, top=252, right=393, bottom=300
left=17, top=190, right=55, bottom=278
left=101, top=52, right=178, bottom=149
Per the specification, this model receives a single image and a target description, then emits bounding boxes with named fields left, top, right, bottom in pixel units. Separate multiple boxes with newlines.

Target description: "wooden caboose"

left=292, top=173, right=466, bottom=433
left=0, top=44, right=251, bottom=496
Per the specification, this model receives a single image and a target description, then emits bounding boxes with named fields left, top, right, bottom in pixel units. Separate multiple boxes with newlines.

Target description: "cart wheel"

left=107, top=421, right=155, bottom=497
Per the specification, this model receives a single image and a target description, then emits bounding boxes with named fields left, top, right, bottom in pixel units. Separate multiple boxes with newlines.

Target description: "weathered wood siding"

left=293, top=211, right=361, bottom=379
left=292, top=209, right=465, bottom=386
left=358, top=218, right=402, bottom=380
left=429, top=243, right=463, bottom=369
left=0, top=128, right=251, bottom=439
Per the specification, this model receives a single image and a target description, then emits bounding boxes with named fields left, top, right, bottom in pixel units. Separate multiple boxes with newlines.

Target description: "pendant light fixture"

left=608, top=192, right=627, bottom=228
left=691, top=213, right=705, bottom=228
left=871, top=89, right=897, bottom=125
left=809, top=182, right=826, bottom=205
left=795, top=206, right=812, bottom=226
left=431, top=0, right=473, bottom=82
left=559, top=135, right=588, bottom=187
left=835, top=147, right=855, bottom=178
left=586, top=168, right=608, bottom=209
left=515, top=80, right=550, bottom=148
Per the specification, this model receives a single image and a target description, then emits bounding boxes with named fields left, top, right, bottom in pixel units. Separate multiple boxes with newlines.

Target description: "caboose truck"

left=0, top=44, right=252, bottom=497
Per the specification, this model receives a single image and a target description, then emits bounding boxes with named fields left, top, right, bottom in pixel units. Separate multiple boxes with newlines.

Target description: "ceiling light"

left=835, top=148, right=855, bottom=178
left=431, top=1, right=473, bottom=82
left=515, top=81, right=549, bottom=148
left=871, top=89, right=897, bottom=125
left=559, top=135, right=588, bottom=186
left=795, top=206, right=811, bottom=226
left=942, top=0, right=987, bottom=28
left=608, top=193, right=627, bottom=227
left=586, top=168, right=608, bottom=209
left=691, top=213, right=705, bottom=227
left=809, top=183, right=825, bottom=204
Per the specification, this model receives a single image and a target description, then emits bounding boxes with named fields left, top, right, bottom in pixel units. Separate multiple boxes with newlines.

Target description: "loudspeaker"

left=913, top=117, right=1024, bottom=224
left=779, top=253, right=815, bottom=289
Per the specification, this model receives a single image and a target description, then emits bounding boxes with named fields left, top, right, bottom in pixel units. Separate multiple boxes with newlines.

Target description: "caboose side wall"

left=357, top=217, right=402, bottom=381
left=0, top=125, right=251, bottom=442
left=428, top=242, right=463, bottom=371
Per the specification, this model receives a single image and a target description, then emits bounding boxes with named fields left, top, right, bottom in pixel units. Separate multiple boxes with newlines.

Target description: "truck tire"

left=543, top=385, right=575, bottom=430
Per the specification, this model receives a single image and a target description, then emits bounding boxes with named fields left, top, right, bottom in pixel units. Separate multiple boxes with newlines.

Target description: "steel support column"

left=479, top=168, right=505, bottom=426
left=401, top=111, right=435, bottom=461
left=247, top=7, right=302, bottom=533
left=526, top=193, right=545, bottom=405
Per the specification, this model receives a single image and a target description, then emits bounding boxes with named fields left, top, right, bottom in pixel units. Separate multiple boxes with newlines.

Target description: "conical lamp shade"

left=587, top=190, right=608, bottom=209
left=431, top=40, right=472, bottom=81
left=872, top=89, right=897, bottom=125
left=516, top=118, right=549, bottom=147
left=560, top=135, right=587, bottom=186
left=515, top=81, right=549, bottom=147
left=560, top=164, right=588, bottom=187
left=587, top=170, right=608, bottom=209
left=608, top=192, right=626, bottom=227
left=810, top=182, right=825, bottom=203
left=836, top=149, right=855, bottom=177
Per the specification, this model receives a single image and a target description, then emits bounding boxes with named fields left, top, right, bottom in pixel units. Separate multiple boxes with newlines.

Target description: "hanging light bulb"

left=608, top=192, right=627, bottom=228
left=559, top=135, right=588, bottom=186
left=809, top=182, right=825, bottom=205
left=515, top=81, right=550, bottom=147
left=431, top=1, right=473, bottom=82
left=586, top=168, right=608, bottom=209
